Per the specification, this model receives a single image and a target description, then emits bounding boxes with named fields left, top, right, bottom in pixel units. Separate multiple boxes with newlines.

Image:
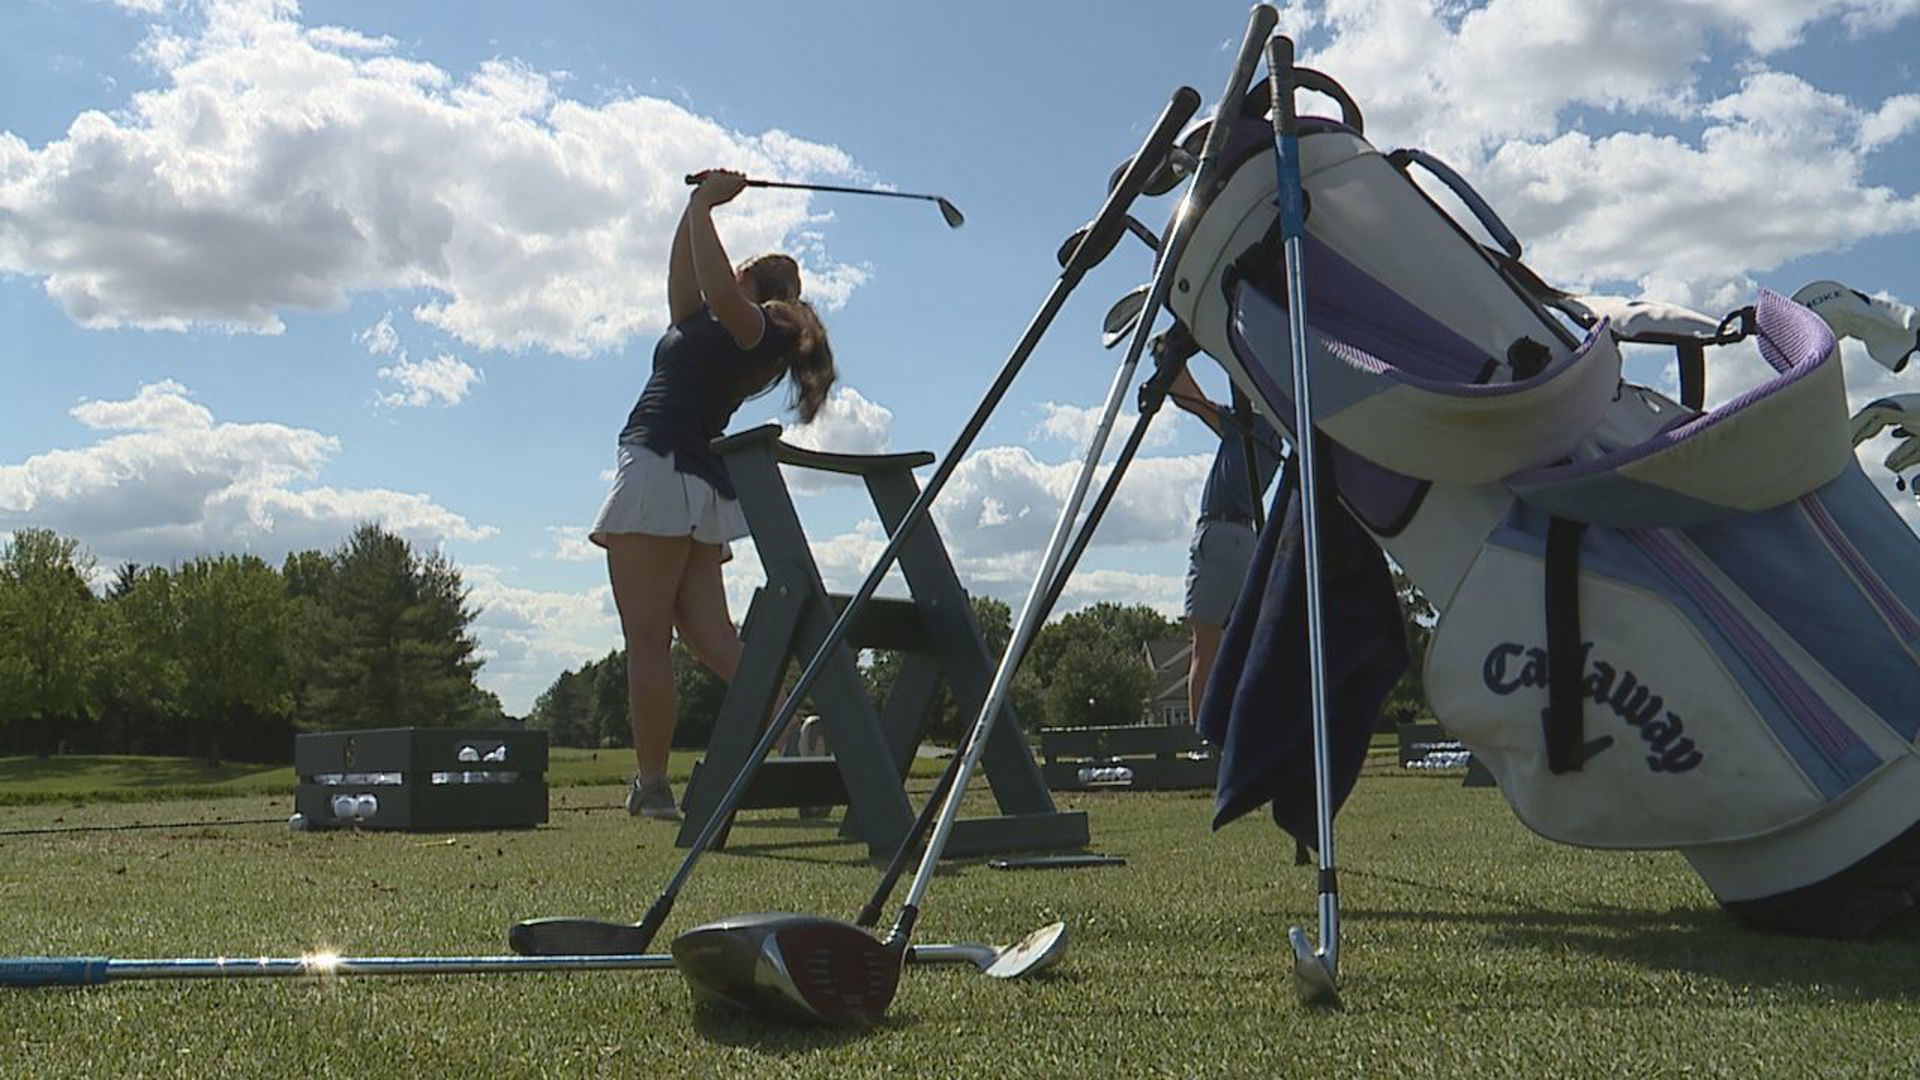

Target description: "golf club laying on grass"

left=1267, top=33, right=1343, bottom=1011
left=0, top=941, right=1050, bottom=989
left=666, top=7, right=1276, bottom=1030
left=684, top=174, right=965, bottom=228
left=508, top=87, right=1202, bottom=966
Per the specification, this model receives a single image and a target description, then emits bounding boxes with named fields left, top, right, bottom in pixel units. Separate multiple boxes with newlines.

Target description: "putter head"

left=1288, top=926, right=1342, bottom=1009
left=982, top=921, right=1069, bottom=979
left=671, top=913, right=902, bottom=1027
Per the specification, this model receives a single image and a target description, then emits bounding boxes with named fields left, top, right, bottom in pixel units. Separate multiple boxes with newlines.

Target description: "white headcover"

left=1792, top=280, right=1920, bottom=372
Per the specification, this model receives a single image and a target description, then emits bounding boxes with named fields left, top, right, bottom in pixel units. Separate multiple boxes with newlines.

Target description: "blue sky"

left=3, top=0, right=1917, bottom=713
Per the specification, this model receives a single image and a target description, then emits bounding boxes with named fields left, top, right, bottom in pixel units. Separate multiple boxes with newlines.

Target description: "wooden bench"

left=1038, top=724, right=1218, bottom=792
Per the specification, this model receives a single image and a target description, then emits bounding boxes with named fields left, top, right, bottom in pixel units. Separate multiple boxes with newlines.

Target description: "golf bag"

left=1174, top=92, right=1920, bottom=938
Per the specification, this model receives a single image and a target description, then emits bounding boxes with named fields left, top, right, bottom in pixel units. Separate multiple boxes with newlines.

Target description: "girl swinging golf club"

left=590, top=167, right=836, bottom=821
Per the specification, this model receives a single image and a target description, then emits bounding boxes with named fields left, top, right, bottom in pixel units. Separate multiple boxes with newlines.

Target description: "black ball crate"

left=294, top=727, right=549, bottom=831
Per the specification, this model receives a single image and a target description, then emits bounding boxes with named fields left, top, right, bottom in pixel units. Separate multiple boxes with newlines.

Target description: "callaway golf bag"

left=1172, top=78, right=1920, bottom=939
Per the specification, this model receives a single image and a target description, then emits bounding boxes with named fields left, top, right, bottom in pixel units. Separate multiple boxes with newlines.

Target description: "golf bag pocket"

left=1424, top=518, right=1846, bottom=850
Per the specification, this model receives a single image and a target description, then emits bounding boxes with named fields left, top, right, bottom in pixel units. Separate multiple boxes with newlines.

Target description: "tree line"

left=528, top=598, right=1191, bottom=750
left=528, top=577, right=1435, bottom=751
left=0, top=524, right=504, bottom=763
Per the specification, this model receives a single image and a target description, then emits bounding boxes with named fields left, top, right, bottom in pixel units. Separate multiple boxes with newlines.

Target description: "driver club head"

left=1288, top=926, right=1342, bottom=1009
left=1102, top=285, right=1151, bottom=349
left=671, top=913, right=903, bottom=1027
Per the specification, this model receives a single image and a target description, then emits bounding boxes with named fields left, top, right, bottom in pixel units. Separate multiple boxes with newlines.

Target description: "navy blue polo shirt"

left=1198, top=404, right=1285, bottom=524
left=618, top=304, right=791, bottom=499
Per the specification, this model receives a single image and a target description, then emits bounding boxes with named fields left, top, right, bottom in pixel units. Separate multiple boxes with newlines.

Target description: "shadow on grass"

left=1347, top=867, right=1920, bottom=1003
left=689, top=1000, right=919, bottom=1049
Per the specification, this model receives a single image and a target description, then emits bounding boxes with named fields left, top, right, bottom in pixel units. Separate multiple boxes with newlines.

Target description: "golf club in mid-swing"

left=683, top=174, right=964, bottom=228
left=668, top=8, right=1280, bottom=1030
left=1266, top=34, right=1343, bottom=1011
left=508, top=86, right=1202, bottom=966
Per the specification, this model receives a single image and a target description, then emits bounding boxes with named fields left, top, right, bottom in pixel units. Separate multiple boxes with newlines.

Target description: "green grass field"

left=3, top=748, right=1917, bottom=1078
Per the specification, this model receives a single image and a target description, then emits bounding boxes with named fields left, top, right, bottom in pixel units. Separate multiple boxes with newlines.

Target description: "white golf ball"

left=288, top=813, right=308, bottom=831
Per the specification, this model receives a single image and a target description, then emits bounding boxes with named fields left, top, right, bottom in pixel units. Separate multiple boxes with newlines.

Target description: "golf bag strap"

left=1678, top=342, right=1706, bottom=412
left=1543, top=515, right=1591, bottom=774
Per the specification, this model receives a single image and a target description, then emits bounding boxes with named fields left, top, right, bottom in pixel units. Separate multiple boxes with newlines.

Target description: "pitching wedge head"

left=981, top=921, right=1069, bottom=979
left=671, top=913, right=902, bottom=1027
left=935, top=198, right=966, bottom=229
left=1288, top=926, right=1343, bottom=1010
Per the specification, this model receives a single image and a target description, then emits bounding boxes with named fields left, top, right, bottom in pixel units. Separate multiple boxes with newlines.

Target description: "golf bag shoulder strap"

left=1543, top=515, right=1601, bottom=774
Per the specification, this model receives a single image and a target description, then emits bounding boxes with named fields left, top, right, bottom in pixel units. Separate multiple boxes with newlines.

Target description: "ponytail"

left=764, top=298, right=836, bottom=424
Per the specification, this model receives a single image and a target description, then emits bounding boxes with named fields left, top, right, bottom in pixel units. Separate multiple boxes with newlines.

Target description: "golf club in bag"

left=507, top=84, right=1203, bottom=963
left=1266, top=34, right=1343, bottom=1010
left=683, top=174, right=965, bottom=229
left=668, top=5, right=1281, bottom=1027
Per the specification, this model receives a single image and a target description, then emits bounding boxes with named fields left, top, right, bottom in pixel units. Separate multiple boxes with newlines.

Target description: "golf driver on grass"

left=1266, top=34, right=1343, bottom=1010
left=668, top=5, right=1279, bottom=1030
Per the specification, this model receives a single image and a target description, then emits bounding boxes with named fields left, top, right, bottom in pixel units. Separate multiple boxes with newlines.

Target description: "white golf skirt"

left=589, top=444, right=748, bottom=551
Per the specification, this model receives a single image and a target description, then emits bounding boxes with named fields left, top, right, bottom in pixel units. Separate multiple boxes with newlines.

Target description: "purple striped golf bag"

left=1169, top=90, right=1920, bottom=938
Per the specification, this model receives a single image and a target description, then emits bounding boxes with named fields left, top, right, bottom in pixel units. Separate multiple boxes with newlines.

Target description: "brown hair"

left=764, top=298, right=835, bottom=424
left=739, top=254, right=801, bottom=303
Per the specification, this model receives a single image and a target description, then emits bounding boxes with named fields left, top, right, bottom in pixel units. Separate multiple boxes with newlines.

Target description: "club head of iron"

left=980, top=921, right=1069, bottom=979
left=1288, top=926, right=1342, bottom=1009
left=672, top=913, right=902, bottom=1027
left=1102, top=285, right=1151, bottom=348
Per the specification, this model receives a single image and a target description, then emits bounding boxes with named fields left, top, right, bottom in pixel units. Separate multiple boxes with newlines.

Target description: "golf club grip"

left=683, top=173, right=771, bottom=187
left=1267, top=37, right=1305, bottom=237
left=1063, top=86, right=1200, bottom=278
left=0, top=957, right=110, bottom=987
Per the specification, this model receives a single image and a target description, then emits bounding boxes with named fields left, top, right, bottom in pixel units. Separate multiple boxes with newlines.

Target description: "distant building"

left=1143, top=638, right=1193, bottom=726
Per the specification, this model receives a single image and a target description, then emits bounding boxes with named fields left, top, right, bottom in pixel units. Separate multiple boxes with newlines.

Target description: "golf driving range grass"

left=3, top=750, right=1917, bottom=1078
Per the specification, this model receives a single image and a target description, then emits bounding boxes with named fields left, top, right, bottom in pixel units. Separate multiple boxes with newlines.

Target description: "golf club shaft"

left=683, top=174, right=948, bottom=204
left=611, top=86, right=1203, bottom=953
left=1268, top=34, right=1340, bottom=975
left=685, top=175, right=948, bottom=203
left=891, top=3, right=1280, bottom=941
left=0, top=943, right=1004, bottom=989
left=855, top=748, right=964, bottom=928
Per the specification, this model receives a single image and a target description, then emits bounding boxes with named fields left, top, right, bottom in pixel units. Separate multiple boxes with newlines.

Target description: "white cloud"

left=542, top=525, right=600, bottom=563
left=376, top=351, right=482, bottom=407
left=0, top=0, right=865, bottom=356
left=0, top=381, right=492, bottom=567
left=933, top=444, right=1209, bottom=561
left=357, top=310, right=480, bottom=406
left=357, top=313, right=400, bottom=357
left=1031, top=401, right=1180, bottom=451
left=1298, top=1, right=1920, bottom=302
left=772, top=385, right=895, bottom=493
